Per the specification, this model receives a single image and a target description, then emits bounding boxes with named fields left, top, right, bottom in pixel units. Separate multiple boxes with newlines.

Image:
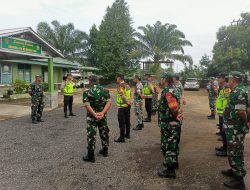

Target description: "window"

left=18, top=64, right=31, bottom=83
left=0, top=64, right=12, bottom=84
left=42, top=66, right=48, bottom=82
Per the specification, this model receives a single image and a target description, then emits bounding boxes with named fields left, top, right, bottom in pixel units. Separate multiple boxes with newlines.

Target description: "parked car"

left=184, top=78, right=200, bottom=90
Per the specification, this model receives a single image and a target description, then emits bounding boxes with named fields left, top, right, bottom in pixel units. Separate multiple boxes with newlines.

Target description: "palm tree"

left=37, top=20, right=88, bottom=60
left=135, top=21, right=193, bottom=69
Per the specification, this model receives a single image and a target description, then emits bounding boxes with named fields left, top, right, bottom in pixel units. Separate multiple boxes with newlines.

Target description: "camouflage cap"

left=35, top=75, right=42, bottom=78
left=209, top=77, right=216, bottom=80
left=229, top=71, right=243, bottom=79
left=161, top=72, right=174, bottom=79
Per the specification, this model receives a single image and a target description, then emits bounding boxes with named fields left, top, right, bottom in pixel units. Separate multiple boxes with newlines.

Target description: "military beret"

left=229, top=71, right=243, bottom=79
left=161, top=72, right=174, bottom=79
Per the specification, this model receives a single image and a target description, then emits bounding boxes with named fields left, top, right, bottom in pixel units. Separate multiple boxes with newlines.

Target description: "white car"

left=184, top=78, right=200, bottom=90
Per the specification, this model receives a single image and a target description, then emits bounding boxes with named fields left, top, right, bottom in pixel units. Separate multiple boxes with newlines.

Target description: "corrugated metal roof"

left=0, top=58, right=78, bottom=68
left=0, top=27, right=64, bottom=58
left=0, top=58, right=100, bottom=71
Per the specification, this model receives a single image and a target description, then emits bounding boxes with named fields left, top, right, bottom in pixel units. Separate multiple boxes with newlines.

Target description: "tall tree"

left=37, top=20, right=88, bottom=60
left=87, top=0, right=141, bottom=79
left=135, top=21, right=193, bottom=71
left=211, top=12, right=250, bottom=75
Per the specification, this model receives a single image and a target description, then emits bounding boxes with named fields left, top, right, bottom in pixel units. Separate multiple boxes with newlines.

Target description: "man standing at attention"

left=222, top=71, right=249, bottom=189
left=28, top=75, right=45, bottom=124
left=158, top=73, right=183, bottom=179
left=133, top=75, right=144, bottom=131
left=61, top=74, right=76, bottom=118
left=82, top=76, right=111, bottom=163
left=115, top=74, right=132, bottom=143
left=207, top=77, right=219, bottom=120
left=215, top=73, right=230, bottom=157
left=143, top=73, right=154, bottom=122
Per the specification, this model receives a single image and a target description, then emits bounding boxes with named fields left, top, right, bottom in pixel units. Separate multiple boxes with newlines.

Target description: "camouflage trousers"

left=225, top=124, right=247, bottom=177
left=152, top=95, right=159, bottom=113
left=160, top=121, right=181, bottom=169
left=208, top=98, right=216, bottom=114
left=31, top=98, right=44, bottom=121
left=86, top=116, right=110, bottom=151
left=134, top=100, right=143, bottom=125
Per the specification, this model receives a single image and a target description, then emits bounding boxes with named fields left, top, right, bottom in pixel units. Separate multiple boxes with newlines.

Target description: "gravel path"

left=0, top=90, right=249, bottom=190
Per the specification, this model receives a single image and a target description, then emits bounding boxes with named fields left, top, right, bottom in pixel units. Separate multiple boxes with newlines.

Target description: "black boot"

left=215, top=146, right=224, bottom=151
left=207, top=114, right=215, bottom=120
left=222, top=169, right=237, bottom=178
left=37, top=118, right=44, bottom=122
left=114, top=137, right=125, bottom=143
left=224, top=177, right=245, bottom=190
left=82, top=150, right=95, bottom=163
left=216, top=150, right=227, bottom=157
left=125, top=134, right=130, bottom=139
left=99, top=147, right=108, bottom=157
left=69, top=113, right=76, bottom=116
left=158, top=169, right=176, bottom=179
left=32, top=120, right=38, bottom=124
left=133, top=124, right=142, bottom=131
left=64, top=112, right=68, bottom=118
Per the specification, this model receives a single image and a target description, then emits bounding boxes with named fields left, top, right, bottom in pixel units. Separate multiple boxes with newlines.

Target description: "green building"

left=0, top=27, right=98, bottom=108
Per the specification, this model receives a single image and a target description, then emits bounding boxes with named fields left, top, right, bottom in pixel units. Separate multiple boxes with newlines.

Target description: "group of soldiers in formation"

left=28, top=71, right=249, bottom=190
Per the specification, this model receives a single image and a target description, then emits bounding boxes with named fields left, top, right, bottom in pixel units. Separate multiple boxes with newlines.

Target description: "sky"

left=1, top=0, right=250, bottom=71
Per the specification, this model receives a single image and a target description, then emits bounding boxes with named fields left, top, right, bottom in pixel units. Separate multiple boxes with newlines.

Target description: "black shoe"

left=216, top=150, right=227, bottom=157
left=32, top=120, right=38, bottom=124
left=207, top=115, right=215, bottom=120
left=64, top=114, right=68, bottom=118
left=125, top=134, right=130, bottom=139
left=69, top=113, right=76, bottom=116
left=158, top=169, right=176, bottom=179
left=224, top=178, right=245, bottom=190
left=222, top=169, right=237, bottom=178
left=144, top=118, right=151, bottom=122
left=37, top=119, right=44, bottom=122
left=82, top=150, right=95, bottom=163
left=133, top=125, right=142, bottom=131
left=99, top=148, right=108, bottom=157
left=114, top=137, right=125, bottom=143
left=215, top=146, right=224, bottom=151
left=216, top=132, right=222, bottom=136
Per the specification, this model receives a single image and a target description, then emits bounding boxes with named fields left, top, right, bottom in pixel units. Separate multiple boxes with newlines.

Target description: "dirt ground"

left=0, top=89, right=249, bottom=190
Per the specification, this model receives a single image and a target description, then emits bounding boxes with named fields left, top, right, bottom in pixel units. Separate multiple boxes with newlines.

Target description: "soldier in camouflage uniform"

left=82, top=76, right=111, bottom=163
left=207, top=77, right=219, bottom=120
left=28, top=75, right=45, bottom=124
left=158, top=73, right=183, bottom=179
left=133, top=75, right=144, bottom=131
left=222, top=71, right=249, bottom=189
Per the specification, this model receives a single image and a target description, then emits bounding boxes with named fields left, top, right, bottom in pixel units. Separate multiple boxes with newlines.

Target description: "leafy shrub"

left=12, top=80, right=29, bottom=94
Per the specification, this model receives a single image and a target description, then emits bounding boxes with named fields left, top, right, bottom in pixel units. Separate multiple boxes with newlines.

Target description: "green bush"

left=12, top=80, right=29, bottom=94
left=43, top=82, right=49, bottom=92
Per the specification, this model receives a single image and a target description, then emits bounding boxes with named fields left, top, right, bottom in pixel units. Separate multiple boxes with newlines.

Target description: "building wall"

left=31, top=64, right=42, bottom=81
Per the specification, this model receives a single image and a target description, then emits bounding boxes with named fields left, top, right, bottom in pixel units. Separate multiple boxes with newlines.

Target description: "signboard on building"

left=0, top=37, right=42, bottom=55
